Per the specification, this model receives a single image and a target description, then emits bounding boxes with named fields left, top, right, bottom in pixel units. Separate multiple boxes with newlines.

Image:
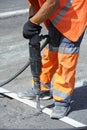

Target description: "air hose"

left=0, top=35, right=49, bottom=87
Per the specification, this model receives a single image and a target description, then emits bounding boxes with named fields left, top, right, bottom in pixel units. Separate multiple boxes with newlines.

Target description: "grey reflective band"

left=59, top=46, right=80, bottom=54
left=52, top=0, right=74, bottom=25
left=46, top=44, right=58, bottom=52
left=40, top=82, right=51, bottom=89
left=46, top=45, right=80, bottom=54
left=53, top=89, right=70, bottom=100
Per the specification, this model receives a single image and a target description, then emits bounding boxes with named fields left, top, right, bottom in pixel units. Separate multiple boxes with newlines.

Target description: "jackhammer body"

left=29, top=34, right=42, bottom=113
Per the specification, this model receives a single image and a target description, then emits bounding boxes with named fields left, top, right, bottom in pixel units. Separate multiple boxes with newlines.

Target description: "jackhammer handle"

left=40, top=35, right=50, bottom=51
left=39, top=34, right=49, bottom=41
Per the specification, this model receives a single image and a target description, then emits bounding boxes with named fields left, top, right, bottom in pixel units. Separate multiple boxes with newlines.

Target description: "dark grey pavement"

left=0, top=1, right=87, bottom=130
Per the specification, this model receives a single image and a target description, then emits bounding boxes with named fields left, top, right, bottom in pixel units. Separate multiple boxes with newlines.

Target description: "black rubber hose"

left=0, top=35, right=49, bottom=87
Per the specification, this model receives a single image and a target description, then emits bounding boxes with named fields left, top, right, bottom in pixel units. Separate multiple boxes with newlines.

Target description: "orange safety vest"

left=28, top=0, right=40, bottom=11
left=28, top=0, right=87, bottom=41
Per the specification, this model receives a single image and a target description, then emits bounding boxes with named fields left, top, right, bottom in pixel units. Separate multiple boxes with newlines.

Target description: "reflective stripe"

left=53, top=89, right=70, bottom=100
left=46, top=44, right=58, bottom=52
left=40, top=81, right=51, bottom=89
left=59, top=46, right=80, bottom=54
left=46, top=44, right=80, bottom=54
left=52, top=0, right=74, bottom=25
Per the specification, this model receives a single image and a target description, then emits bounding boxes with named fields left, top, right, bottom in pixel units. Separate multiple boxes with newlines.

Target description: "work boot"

left=17, top=89, right=36, bottom=100
left=18, top=82, right=52, bottom=100
left=18, top=88, right=52, bottom=100
left=50, top=105, right=71, bottom=119
left=40, top=90, right=52, bottom=100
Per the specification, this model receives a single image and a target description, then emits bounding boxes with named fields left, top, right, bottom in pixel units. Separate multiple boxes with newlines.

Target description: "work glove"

left=23, top=20, right=42, bottom=39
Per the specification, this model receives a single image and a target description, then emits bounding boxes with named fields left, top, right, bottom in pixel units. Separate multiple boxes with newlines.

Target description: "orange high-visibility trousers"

left=40, top=47, right=79, bottom=101
left=40, top=23, right=84, bottom=102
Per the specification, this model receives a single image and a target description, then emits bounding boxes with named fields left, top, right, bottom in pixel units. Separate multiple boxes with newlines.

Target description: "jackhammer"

left=29, top=34, right=49, bottom=113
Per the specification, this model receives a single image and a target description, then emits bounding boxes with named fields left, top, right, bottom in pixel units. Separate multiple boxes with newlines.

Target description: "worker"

left=18, top=0, right=87, bottom=119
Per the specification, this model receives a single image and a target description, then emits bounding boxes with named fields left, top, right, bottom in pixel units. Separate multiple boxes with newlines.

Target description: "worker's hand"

left=23, top=20, right=42, bottom=39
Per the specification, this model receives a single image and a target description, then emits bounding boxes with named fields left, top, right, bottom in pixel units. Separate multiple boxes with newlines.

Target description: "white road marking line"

left=0, top=87, right=87, bottom=128
left=0, top=9, right=29, bottom=19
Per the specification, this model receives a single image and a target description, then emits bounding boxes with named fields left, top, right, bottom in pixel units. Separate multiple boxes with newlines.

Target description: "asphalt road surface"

left=0, top=0, right=28, bottom=13
left=0, top=1, right=87, bottom=130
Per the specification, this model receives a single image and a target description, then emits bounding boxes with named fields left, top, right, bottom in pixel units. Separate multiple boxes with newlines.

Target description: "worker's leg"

left=51, top=32, right=84, bottom=119
left=40, top=22, right=61, bottom=92
left=39, top=46, right=58, bottom=91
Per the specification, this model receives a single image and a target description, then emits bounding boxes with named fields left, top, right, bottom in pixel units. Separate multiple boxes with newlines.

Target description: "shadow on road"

left=72, top=81, right=87, bottom=111
left=42, top=81, right=87, bottom=113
